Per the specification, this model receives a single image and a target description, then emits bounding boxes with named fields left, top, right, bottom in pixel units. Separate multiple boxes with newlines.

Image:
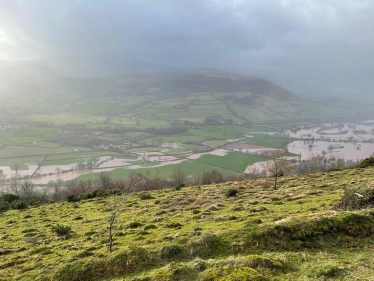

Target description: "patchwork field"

left=0, top=77, right=351, bottom=186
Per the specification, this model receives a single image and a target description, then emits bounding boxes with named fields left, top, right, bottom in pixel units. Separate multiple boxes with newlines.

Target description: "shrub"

left=11, top=200, right=27, bottom=210
left=225, top=188, right=238, bottom=198
left=28, top=199, right=43, bottom=206
left=139, top=193, right=155, bottom=200
left=175, top=184, right=186, bottom=191
left=52, top=224, right=71, bottom=236
left=334, top=186, right=374, bottom=210
left=355, top=157, right=374, bottom=168
left=88, top=188, right=107, bottom=198
left=0, top=201, right=10, bottom=212
left=108, top=189, right=122, bottom=195
left=2, top=193, right=20, bottom=203
left=67, top=194, right=80, bottom=202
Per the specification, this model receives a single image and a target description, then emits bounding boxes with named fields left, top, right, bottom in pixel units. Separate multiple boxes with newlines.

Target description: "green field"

left=17, top=114, right=110, bottom=125
left=244, top=134, right=294, bottom=148
left=45, top=151, right=117, bottom=161
left=0, top=146, right=88, bottom=158
left=196, top=152, right=267, bottom=173
left=205, top=140, right=229, bottom=148
left=0, top=156, right=44, bottom=170
left=128, top=147, right=165, bottom=153
left=0, top=80, right=349, bottom=185
left=26, top=141, right=61, bottom=148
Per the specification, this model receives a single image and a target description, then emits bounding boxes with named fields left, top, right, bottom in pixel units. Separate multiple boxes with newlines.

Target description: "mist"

left=1, top=0, right=373, bottom=94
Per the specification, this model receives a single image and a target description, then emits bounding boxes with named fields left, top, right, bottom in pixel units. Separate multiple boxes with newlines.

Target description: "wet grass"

left=1, top=168, right=374, bottom=280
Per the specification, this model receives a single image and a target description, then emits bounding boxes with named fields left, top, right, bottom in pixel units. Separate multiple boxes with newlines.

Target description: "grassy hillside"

left=1, top=167, right=374, bottom=280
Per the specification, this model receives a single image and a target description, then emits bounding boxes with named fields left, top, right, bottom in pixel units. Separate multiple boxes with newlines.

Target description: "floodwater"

left=11, top=156, right=140, bottom=184
left=147, top=155, right=178, bottom=162
left=284, top=123, right=374, bottom=142
left=287, top=140, right=374, bottom=161
left=137, top=152, right=164, bottom=156
left=226, top=137, right=248, bottom=142
left=3, top=122, right=374, bottom=186
left=37, top=164, right=77, bottom=175
left=224, top=143, right=277, bottom=153
left=127, top=159, right=185, bottom=169
left=187, top=148, right=229, bottom=160
left=161, top=143, right=182, bottom=149
left=0, top=165, right=39, bottom=178
left=30, top=167, right=116, bottom=184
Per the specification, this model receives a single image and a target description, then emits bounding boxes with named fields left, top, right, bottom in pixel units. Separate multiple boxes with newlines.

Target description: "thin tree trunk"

left=109, top=219, right=113, bottom=252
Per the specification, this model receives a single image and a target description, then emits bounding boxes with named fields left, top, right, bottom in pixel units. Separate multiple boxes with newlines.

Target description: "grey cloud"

left=1, top=0, right=373, bottom=93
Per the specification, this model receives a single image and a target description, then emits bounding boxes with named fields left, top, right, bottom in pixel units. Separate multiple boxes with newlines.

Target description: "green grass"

left=179, top=144, right=207, bottom=152
left=165, top=150, right=191, bottom=155
left=41, top=158, right=91, bottom=166
left=0, top=156, right=44, bottom=170
left=45, top=151, right=118, bottom=161
left=0, top=146, right=89, bottom=158
left=143, top=135, right=208, bottom=144
left=188, top=129, right=237, bottom=140
left=196, top=152, right=267, bottom=173
left=205, top=140, right=229, bottom=148
left=2, top=168, right=374, bottom=280
left=127, top=147, right=165, bottom=153
left=244, top=134, right=294, bottom=148
left=26, top=141, right=61, bottom=148
left=17, top=114, right=110, bottom=125
left=76, top=159, right=240, bottom=181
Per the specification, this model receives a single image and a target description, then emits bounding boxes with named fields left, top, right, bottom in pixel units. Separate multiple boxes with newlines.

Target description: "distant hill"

left=0, top=56, right=362, bottom=123
left=0, top=56, right=178, bottom=83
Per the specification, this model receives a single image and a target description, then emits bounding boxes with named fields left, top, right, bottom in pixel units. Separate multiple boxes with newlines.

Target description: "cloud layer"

left=1, top=0, right=373, bottom=92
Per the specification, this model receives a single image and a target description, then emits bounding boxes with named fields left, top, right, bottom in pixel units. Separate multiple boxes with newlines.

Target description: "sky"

left=0, top=0, right=373, bottom=93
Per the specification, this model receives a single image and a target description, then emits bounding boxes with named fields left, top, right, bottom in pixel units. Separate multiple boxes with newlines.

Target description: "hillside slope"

left=1, top=168, right=374, bottom=280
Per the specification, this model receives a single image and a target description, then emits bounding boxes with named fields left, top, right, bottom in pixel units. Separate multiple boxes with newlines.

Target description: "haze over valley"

left=1, top=1, right=374, bottom=280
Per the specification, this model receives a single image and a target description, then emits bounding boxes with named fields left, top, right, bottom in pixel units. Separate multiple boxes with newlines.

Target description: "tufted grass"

left=1, top=168, right=374, bottom=280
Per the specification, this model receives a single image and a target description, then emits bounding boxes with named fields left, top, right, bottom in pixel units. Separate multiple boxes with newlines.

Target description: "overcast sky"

left=1, top=0, right=373, bottom=93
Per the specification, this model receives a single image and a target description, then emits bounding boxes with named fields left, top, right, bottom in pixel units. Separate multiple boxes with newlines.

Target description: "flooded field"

left=0, top=165, right=39, bottom=178
left=287, top=140, right=374, bottom=161
left=30, top=168, right=117, bottom=185
left=187, top=148, right=229, bottom=160
left=2, top=121, right=374, bottom=186
left=284, top=122, right=374, bottom=142
left=224, top=143, right=277, bottom=153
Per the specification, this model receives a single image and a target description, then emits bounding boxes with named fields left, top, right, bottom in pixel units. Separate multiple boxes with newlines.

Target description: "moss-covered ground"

left=1, top=168, right=374, bottom=280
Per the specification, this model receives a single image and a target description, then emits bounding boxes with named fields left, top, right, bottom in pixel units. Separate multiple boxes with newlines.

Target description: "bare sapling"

left=261, top=149, right=293, bottom=189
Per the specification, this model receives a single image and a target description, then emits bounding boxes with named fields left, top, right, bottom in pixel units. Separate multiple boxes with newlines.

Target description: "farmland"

left=0, top=68, right=363, bottom=186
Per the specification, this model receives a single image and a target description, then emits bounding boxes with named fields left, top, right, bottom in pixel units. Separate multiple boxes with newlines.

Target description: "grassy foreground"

left=1, top=168, right=374, bottom=280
